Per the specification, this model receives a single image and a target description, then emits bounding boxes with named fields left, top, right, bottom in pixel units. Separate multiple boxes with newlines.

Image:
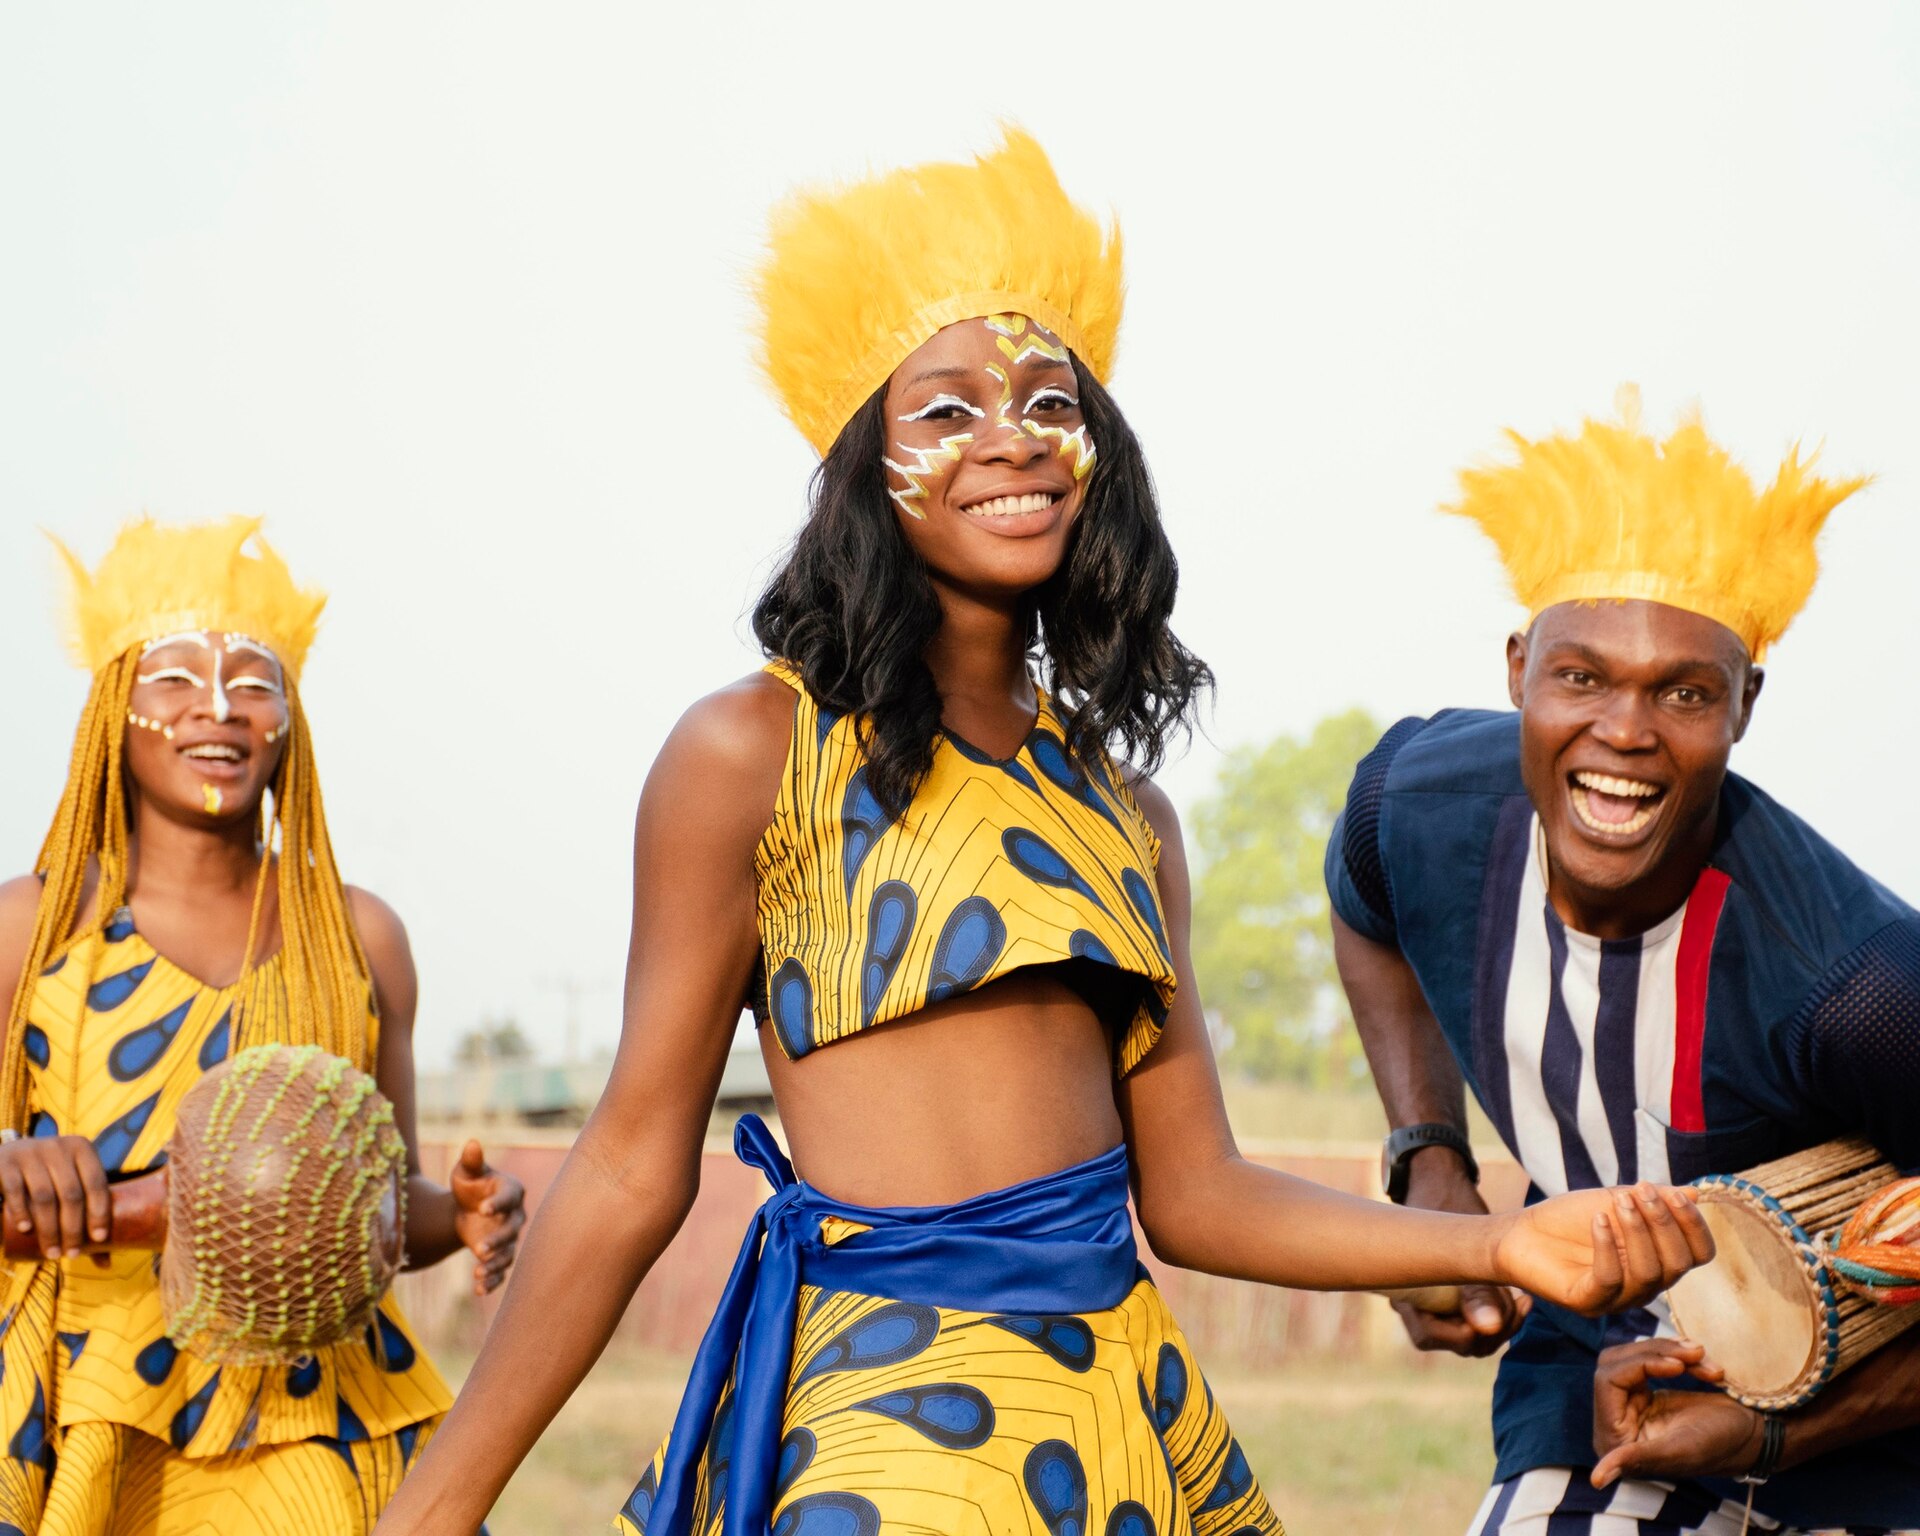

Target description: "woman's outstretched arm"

left=1117, top=778, right=1712, bottom=1310
left=374, top=674, right=793, bottom=1535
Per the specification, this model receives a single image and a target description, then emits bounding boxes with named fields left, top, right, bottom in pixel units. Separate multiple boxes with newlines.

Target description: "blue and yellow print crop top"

left=752, top=661, right=1176, bottom=1074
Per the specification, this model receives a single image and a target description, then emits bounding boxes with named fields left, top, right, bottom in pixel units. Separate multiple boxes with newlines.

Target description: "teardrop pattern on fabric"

left=1068, top=930, right=1117, bottom=968
left=1002, top=828, right=1110, bottom=914
left=840, top=768, right=892, bottom=900
left=1123, top=869, right=1171, bottom=964
left=1029, top=729, right=1127, bottom=834
left=135, top=1336, right=178, bottom=1386
left=774, top=1426, right=816, bottom=1502
left=27, top=1113, right=57, bottom=1140
left=108, top=998, right=192, bottom=1082
left=1151, top=1342, right=1187, bottom=1431
left=335, top=1394, right=369, bottom=1442
left=622, top=1462, right=659, bottom=1532
left=795, top=1301, right=940, bottom=1385
left=772, top=1491, right=882, bottom=1536
left=92, top=1091, right=161, bottom=1173
left=86, top=958, right=154, bottom=1012
left=20, top=1027, right=49, bottom=1069
left=8, top=1379, right=48, bottom=1467
left=363, top=1309, right=417, bottom=1373
left=1105, top=1501, right=1157, bottom=1536
left=768, top=959, right=815, bottom=1060
left=396, top=1420, right=420, bottom=1465
left=285, top=1354, right=322, bottom=1398
left=848, top=1383, right=995, bottom=1449
left=169, top=1371, right=220, bottom=1449
left=988, top=1314, right=1096, bottom=1373
left=197, top=1007, right=232, bottom=1070
left=860, top=881, right=916, bottom=1026
left=102, top=910, right=136, bottom=944
left=926, top=899, right=1007, bottom=1005
left=1023, top=1438, right=1090, bottom=1536
left=1199, top=1439, right=1254, bottom=1513
left=56, top=1331, right=88, bottom=1368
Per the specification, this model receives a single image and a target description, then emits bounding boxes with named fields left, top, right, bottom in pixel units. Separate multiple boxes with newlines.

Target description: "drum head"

left=1668, top=1197, right=1821, bottom=1400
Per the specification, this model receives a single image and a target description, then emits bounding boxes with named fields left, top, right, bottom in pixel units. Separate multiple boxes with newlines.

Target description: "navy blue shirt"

left=1326, top=710, right=1920, bottom=1527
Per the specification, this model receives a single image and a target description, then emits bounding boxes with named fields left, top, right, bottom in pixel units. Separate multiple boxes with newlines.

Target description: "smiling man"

left=1325, top=392, right=1920, bottom=1533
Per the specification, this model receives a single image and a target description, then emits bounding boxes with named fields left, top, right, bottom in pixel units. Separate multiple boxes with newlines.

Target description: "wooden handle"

left=1378, top=1284, right=1464, bottom=1314
left=2, top=1167, right=169, bottom=1259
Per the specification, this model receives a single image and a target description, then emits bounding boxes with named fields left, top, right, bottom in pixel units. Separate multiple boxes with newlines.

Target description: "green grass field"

left=439, top=1342, right=1500, bottom=1536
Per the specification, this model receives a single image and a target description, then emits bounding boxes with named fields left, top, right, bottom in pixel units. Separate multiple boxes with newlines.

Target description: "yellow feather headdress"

left=756, top=127, right=1125, bottom=455
left=1446, top=386, right=1870, bottom=661
left=53, top=516, right=326, bottom=679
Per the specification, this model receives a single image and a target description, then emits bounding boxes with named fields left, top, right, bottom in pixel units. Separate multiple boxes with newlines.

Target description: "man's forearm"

left=1779, top=1328, right=1920, bottom=1471
left=1332, top=913, right=1472, bottom=1139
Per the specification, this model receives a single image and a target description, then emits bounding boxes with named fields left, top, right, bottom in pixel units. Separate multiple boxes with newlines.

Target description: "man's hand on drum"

left=1493, top=1182, right=1714, bottom=1315
left=0, top=1133, right=111, bottom=1259
left=1590, top=1338, right=1762, bottom=1488
left=449, top=1140, right=525, bottom=1296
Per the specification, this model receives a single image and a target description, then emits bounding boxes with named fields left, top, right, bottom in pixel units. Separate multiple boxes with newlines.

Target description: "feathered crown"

left=1446, top=386, right=1870, bottom=661
left=755, top=127, right=1125, bottom=455
left=53, top=516, right=327, bottom=679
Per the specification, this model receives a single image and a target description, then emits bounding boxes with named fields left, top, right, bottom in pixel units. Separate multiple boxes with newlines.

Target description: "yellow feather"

left=50, top=516, right=327, bottom=679
left=1445, top=388, right=1870, bottom=660
left=755, top=127, right=1125, bottom=455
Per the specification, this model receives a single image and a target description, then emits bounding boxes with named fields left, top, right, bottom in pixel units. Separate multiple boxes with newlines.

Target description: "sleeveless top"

left=0, top=913, right=451, bottom=1462
left=752, top=661, right=1177, bottom=1074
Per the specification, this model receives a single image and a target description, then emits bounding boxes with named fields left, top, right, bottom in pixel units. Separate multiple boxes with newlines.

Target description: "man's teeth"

left=967, top=493, right=1057, bottom=517
left=1573, top=771, right=1659, bottom=799
left=182, top=744, right=243, bottom=761
left=1572, top=787, right=1656, bottom=836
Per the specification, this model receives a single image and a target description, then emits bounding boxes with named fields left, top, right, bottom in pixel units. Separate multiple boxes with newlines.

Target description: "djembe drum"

left=1665, top=1138, right=1920, bottom=1410
left=3, top=1043, right=409, bottom=1366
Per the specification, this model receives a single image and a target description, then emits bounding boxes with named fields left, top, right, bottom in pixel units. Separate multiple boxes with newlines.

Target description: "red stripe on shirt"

left=1670, top=867, right=1731, bottom=1134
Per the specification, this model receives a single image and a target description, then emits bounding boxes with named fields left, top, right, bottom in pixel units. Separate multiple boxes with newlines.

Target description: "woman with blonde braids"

left=0, top=517, right=523, bottom=1535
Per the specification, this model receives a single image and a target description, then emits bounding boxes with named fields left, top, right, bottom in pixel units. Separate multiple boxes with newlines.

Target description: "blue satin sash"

left=645, top=1113, right=1140, bottom=1536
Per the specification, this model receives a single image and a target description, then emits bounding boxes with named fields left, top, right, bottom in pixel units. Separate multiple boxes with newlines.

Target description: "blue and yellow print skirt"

left=616, top=1118, right=1283, bottom=1536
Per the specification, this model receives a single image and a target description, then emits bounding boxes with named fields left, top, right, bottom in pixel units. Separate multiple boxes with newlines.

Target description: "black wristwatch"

left=1382, top=1123, right=1479, bottom=1204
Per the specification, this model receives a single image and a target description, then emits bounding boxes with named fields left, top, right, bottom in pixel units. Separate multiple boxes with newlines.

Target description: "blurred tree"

left=1188, top=709, right=1381, bottom=1083
left=453, top=1016, right=535, bottom=1066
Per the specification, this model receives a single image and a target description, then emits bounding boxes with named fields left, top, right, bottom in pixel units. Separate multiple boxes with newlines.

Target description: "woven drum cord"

left=1828, top=1175, right=1920, bottom=1304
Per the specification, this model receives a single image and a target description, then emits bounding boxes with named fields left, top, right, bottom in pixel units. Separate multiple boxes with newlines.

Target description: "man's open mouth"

left=1568, top=770, right=1666, bottom=838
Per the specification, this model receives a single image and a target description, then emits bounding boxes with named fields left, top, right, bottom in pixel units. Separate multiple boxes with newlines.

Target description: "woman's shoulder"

left=667, top=669, right=800, bottom=770
left=0, top=874, right=46, bottom=1006
left=640, top=670, right=799, bottom=844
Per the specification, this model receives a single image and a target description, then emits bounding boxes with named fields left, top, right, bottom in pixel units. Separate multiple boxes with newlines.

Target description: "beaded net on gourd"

left=162, top=1043, right=407, bottom=1366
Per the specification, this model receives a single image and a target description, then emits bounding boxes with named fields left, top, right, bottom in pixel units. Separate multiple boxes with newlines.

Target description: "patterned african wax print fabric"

left=753, top=661, right=1177, bottom=1076
left=0, top=913, right=451, bottom=1535
left=615, top=1116, right=1283, bottom=1536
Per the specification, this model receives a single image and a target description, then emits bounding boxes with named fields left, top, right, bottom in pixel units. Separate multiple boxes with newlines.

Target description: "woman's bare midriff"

left=760, top=967, right=1126, bottom=1207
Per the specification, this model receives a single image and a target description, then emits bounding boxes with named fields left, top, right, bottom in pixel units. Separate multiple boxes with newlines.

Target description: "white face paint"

left=133, top=630, right=289, bottom=739
left=883, top=315, right=1098, bottom=516
left=885, top=394, right=985, bottom=518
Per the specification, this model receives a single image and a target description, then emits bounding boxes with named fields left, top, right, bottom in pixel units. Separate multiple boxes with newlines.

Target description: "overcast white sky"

left=4, top=5, right=1915, bottom=1066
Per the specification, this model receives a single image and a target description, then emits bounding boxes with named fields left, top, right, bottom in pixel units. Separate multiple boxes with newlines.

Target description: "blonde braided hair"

left=1, top=659, right=375, bottom=1135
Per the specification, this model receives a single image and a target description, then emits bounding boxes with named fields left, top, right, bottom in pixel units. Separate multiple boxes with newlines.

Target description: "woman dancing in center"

left=377, top=132, right=1712, bottom=1536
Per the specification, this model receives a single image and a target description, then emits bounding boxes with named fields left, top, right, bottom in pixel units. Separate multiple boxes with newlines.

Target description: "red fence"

left=398, top=1134, right=1528, bottom=1369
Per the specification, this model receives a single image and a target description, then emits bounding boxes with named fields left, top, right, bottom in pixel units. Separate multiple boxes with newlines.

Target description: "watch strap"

left=1383, top=1123, right=1479, bottom=1204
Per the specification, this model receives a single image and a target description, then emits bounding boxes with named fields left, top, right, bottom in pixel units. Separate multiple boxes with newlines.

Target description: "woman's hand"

left=1492, top=1182, right=1713, bottom=1315
left=0, top=1134, right=112, bottom=1259
left=448, top=1140, right=525, bottom=1296
left=1591, top=1338, right=1762, bottom=1488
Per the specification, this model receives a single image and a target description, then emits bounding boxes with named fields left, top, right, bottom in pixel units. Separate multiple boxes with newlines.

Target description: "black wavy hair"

left=752, top=356, right=1212, bottom=817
